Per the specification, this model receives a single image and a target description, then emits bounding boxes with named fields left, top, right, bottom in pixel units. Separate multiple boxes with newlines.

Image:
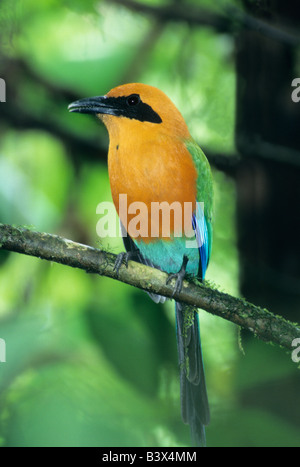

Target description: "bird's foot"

left=166, top=255, right=189, bottom=297
left=113, top=251, right=139, bottom=275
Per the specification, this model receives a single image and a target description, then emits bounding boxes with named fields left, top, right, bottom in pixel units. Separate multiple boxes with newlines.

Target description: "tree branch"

left=0, top=223, right=299, bottom=350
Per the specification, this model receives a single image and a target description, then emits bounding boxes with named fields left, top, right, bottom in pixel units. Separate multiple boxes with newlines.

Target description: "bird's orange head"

left=68, top=83, right=191, bottom=140
left=68, top=83, right=198, bottom=241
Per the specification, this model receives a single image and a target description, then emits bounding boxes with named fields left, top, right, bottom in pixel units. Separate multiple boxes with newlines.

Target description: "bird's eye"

left=126, top=94, right=140, bottom=106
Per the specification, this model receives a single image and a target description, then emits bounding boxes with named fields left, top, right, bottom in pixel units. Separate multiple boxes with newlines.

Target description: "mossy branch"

left=0, top=223, right=299, bottom=350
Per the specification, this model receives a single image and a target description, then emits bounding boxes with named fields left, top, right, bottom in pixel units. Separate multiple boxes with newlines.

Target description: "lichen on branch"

left=0, top=223, right=299, bottom=350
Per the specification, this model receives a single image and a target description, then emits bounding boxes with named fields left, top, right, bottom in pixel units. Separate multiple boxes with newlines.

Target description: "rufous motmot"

left=69, top=83, right=213, bottom=447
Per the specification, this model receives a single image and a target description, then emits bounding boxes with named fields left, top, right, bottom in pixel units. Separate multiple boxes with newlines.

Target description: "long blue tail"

left=175, top=301, right=210, bottom=447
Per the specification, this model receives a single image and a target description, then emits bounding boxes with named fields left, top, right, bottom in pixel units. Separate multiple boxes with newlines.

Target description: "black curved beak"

left=68, top=94, right=163, bottom=124
left=68, top=96, right=116, bottom=116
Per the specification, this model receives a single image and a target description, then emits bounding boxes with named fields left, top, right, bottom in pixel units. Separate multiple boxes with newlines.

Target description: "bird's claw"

left=166, top=255, right=189, bottom=297
left=113, top=251, right=138, bottom=275
left=166, top=273, right=185, bottom=297
left=113, top=252, right=126, bottom=275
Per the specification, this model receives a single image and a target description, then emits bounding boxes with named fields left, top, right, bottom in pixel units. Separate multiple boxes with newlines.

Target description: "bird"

left=68, top=83, right=213, bottom=447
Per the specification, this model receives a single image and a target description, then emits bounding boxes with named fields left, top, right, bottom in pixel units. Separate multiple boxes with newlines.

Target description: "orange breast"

left=107, top=120, right=197, bottom=243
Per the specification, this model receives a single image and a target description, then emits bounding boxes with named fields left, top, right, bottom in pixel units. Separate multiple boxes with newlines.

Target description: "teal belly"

left=135, top=236, right=200, bottom=277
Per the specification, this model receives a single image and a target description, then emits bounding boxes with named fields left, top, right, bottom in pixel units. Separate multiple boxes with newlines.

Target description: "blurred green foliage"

left=0, top=0, right=299, bottom=447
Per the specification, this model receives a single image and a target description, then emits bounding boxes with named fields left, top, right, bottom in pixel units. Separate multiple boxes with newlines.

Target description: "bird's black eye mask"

left=110, top=94, right=162, bottom=123
left=68, top=93, right=163, bottom=124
